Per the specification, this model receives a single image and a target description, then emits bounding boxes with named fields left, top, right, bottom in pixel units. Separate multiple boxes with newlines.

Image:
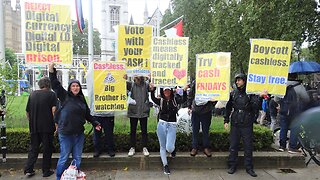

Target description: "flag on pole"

left=164, top=20, right=183, bottom=37
left=75, top=0, right=85, bottom=33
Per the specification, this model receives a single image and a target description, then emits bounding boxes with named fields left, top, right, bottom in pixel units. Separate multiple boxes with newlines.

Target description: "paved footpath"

left=1, top=163, right=319, bottom=180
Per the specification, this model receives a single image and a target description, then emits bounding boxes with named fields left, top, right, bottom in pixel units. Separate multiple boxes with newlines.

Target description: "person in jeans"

left=49, top=63, right=101, bottom=180
left=24, top=77, right=57, bottom=177
left=269, top=96, right=279, bottom=132
left=187, top=80, right=216, bottom=157
left=92, top=113, right=115, bottom=157
left=278, top=73, right=310, bottom=153
left=125, top=75, right=151, bottom=157
left=150, top=85, right=187, bottom=175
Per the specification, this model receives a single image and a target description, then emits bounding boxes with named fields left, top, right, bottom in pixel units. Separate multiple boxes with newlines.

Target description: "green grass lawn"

left=5, top=96, right=226, bottom=132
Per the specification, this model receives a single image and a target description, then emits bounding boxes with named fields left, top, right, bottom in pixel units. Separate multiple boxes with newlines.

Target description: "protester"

left=0, top=90, right=6, bottom=115
left=92, top=113, right=116, bottom=158
left=278, top=73, right=310, bottom=153
left=187, top=80, right=216, bottom=157
left=24, top=77, right=57, bottom=177
left=224, top=73, right=267, bottom=177
left=125, top=75, right=151, bottom=157
left=269, top=96, right=279, bottom=131
left=150, top=85, right=187, bottom=175
left=49, top=63, right=101, bottom=180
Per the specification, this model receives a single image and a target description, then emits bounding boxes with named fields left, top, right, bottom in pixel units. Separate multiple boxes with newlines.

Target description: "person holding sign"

left=187, top=80, right=216, bottom=157
left=49, top=63, right=101, bottom=180
left=125, top=75, right=152, bottom=157
left=150, top=85, right=188, bottom=175
left=224, top=73, right=267, bottom=177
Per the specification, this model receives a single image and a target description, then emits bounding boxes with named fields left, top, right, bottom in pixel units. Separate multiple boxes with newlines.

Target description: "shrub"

left=6, top=125, right=272, bottom=153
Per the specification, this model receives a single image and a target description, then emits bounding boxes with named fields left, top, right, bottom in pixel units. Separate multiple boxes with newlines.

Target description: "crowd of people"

left=22, top=63, right=320, bottom=179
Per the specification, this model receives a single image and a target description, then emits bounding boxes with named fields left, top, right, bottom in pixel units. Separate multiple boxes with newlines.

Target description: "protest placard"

left=92, top=61, right=127, bottom=112
left=195, top=53, right=231, bottom=102
left=24, top=2, right=72, bottom=64
left=117, top=25, right=152, bottom=76
left=151, top=37, right=189, bottom=86
left=247, top=39, right=293, bottom=95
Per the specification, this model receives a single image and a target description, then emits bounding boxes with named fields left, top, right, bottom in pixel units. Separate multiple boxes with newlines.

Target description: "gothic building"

left=3, top=0, right=22, bottom=53
left=101, top=0, right=128, bottom=61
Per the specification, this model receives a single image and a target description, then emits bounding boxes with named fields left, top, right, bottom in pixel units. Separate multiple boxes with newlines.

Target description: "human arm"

left=150, top=85, right=161, bottom=106
left=84, top=100, right=101, bottom=130
left=224, top=92, right=233, bottom=125
left=48, top=63, right=67, bottom=102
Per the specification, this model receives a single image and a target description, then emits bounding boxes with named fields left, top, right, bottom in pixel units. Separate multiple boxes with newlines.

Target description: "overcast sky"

left=14, top=0, right=170, bottom=30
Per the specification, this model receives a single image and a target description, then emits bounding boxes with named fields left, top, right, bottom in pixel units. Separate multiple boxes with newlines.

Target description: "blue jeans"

left=157, top=120, right=177, bottom=166
left=56, top=133, right=85, bottom=180
left=191, top=111, right=212, bottom=149
left=279, top=114, right=298, bottom=149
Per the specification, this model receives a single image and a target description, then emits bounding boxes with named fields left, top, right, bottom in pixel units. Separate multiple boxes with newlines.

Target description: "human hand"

left=183, top=84, right=189, bottom=91
left=95, top=125, right=102, bottom=131
left=259, top=89, right=268, bottom=97
left=224, top=123, right=229, bottom=129
left=188, top=108, right=192, bottom=115
left=49, top=63, right=55, bottom=73
left=149, top=83, right=155, bottom=91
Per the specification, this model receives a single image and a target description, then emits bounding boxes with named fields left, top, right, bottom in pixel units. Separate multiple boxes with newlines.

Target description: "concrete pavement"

left=0, top=164, right=319, bottom=180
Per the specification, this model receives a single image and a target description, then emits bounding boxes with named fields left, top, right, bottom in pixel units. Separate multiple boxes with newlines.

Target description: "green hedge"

left=6, top=126, right=273, bottom=153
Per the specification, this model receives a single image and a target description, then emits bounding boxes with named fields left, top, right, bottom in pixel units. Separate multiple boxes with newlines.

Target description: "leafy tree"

left=72, top=20, right=101, bottom=55
left=162, top=0, right=320, bottom=77
left=0, top=48, right=18, bottom=111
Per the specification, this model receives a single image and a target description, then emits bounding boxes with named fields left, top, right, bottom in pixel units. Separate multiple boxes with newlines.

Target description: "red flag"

left=164, top=19, right=184, bottom=37
left=174, top=20, right=183, bottom=37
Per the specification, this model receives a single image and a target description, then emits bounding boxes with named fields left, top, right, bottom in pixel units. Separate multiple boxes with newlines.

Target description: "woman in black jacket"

left=150, top=85, right=187, bottom=175
left=49, top=63, right=101, bottom=180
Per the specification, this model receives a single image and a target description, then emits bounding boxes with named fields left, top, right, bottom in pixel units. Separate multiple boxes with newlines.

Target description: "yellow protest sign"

left=246, top=39, right=293, bottom=95
left=93, top=61, right=127, bottom=112
left=117, top=25, right=152, bottom=76
left=195, top=53, right=231, bottom=101
left=24, top=2, right=72, bottom=64
left=151, top=37, right=189, bottom=86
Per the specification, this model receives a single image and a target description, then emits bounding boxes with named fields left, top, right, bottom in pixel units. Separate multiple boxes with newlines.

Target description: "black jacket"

left=50, top=69, right=99, bottom=135
left=151, top=88, right=187, bottom=122
left=224, top=86, right=262, bottom=127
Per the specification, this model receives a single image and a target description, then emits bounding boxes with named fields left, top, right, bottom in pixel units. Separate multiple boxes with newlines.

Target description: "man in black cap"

left=224, top=73, right=267, bottom=177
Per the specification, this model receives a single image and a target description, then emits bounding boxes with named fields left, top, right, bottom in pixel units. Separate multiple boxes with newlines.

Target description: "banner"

left=92, top=61, right=127, bottom=112
left=195, top=53, right=231, bottom=102
left=246, top=39, right=293, bottom=95
left=151, top=37, right=189, bottom=87
left=117, top=25, right=152, bottom=76
left=24, top=2, right=72, bottom=64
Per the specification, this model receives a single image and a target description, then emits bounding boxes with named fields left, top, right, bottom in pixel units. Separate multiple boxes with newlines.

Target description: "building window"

left=110, top=6, right=120, bottom=32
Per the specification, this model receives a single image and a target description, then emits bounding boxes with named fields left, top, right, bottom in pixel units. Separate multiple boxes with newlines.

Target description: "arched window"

left=110, top=6, right=120, bottom=32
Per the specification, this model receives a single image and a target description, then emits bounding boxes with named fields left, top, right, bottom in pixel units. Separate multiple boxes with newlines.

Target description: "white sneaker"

left=128, top=147, right=135, bottom=157
left=143, top=147, right=149, bottom=157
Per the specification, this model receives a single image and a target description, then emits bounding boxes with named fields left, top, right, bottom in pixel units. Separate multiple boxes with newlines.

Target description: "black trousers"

left=130, top=117, right=148, bottom=148
left=93, top=116, right=115, bottom=153
left=228, top=125, right=253, bottom=170
left=24, top=132, right=54, bottom=173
